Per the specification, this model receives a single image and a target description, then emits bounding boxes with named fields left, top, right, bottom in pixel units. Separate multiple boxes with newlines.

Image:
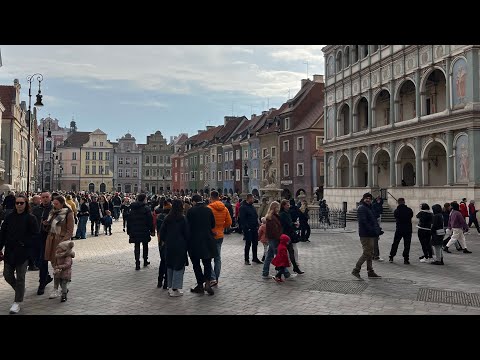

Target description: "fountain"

left=258, top=153, right=283, bottom=203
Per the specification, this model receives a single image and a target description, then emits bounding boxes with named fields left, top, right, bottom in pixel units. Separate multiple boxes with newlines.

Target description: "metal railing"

left=307, top=208, right=347, bottom=230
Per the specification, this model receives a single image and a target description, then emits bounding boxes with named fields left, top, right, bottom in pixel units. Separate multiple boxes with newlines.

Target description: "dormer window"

left=284, top=118, right=290, bottom=130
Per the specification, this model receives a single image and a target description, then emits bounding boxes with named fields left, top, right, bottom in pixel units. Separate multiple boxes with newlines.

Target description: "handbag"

left=436, top=228, right=446, bottom=236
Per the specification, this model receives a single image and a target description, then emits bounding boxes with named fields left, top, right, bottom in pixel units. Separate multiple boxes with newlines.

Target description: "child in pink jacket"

left=258, top=217, right=269, bottom=262
left=50, top=240, right=75, bottom=302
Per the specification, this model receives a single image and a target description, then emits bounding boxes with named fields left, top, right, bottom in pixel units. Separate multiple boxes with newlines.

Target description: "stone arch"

left=395, top=78, right=417, bottom=122
left=337, top=103, right=350, bottom=136
left=353, top=151, right=369, bottom=187
left=420, top=67, right=447, bottom=115
left=88, top=183, right=95, bottom=193
left=295, top=188, right=306, bottom=198
left=354, top=96, right=369, bottom=131
left=252, top=188, right=259, bottom=198
left=337, top=154, right=350, bottom=187
left=395, top=143, right=416, bottom=186
left=282, top=188, right=291, bottom=200
left=373, top=148, right=391, bottom=188
left=422, top=139, right=447, bottom=186
left=336, top=50, right=343, bottom=72
left=372, top=88, right=391, bottom=128
left=327, top=55, right=335, bottom=77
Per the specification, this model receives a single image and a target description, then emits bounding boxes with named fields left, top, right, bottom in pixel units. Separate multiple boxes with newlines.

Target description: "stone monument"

left=259, top=152, right=282, bottom=202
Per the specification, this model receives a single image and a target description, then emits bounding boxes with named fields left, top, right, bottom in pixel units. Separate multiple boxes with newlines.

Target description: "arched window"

left=344, top=47, right=350, bottom=67
left=362, top=45, right=369, bottom=58
left=336, top=51, right=343, bottom=72
left=352, top=45, right=359, bottom=63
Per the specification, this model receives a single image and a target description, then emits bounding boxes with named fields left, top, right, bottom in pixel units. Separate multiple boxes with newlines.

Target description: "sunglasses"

left=16, top=202, right=26, bottom=205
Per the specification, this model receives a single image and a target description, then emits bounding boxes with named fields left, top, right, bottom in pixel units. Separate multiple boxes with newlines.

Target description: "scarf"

left=47, top=207, right=70, bottom=235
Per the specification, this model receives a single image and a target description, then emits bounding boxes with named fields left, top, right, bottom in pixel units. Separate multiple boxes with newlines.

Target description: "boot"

left=293, top=267, right=305, bottom=275
left=190, top=284, right=204, bottom=294
left=61, top=293, right=67, bottom=302
left=157, top=277, right=163, bottom=288
left=135, top=261, right=140, bottom=271
left=144, top=260, right=150, bottom=267
left=204, top=281, right=214, bottom=296
left=441, top=257, right=444, bottom=265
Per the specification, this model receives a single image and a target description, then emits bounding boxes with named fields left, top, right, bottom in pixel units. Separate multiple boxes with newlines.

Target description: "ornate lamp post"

left=26, top=73, right=44, bottom=194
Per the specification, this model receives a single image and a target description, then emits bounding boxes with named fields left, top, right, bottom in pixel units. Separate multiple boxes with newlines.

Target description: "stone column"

left=445, top=57, right=451, bottom=111
left=468, top=128, right=480, bottom=185
left=349, top=98, right=353, bottom=137
left=367, top=145, right=373, bottom=187
left=333, top=106, right=337, bottom=139
left=415, top=137, right=423, bottom=186
left=390, top=82, right=395, bottom=127
left=446, top=130, right=454, bottom=185
left=352, top=112, right=358, bottom=133
left=415, top=70, right=421, bottom=119
left=368, top=89, right=373, bottom=132
left=389, top=141, right=396, bottom=187
left=348, top=147, right=354, bottom=187
left=324, top=152, right=328, bottom=187
left=332, top=152, right=337, bottom=188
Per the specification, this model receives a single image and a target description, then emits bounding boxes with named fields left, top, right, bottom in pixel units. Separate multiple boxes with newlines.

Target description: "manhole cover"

left=307, top=280, right=369, bottom=294
left=417, top=288, right=480, bottom=307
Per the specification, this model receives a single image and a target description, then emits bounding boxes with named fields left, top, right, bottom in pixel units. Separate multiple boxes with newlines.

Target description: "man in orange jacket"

left=208, top=190, right=232, bottom=286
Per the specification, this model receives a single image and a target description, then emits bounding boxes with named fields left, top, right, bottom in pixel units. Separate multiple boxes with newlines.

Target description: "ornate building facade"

left=322, top=45, right=480, bottom=209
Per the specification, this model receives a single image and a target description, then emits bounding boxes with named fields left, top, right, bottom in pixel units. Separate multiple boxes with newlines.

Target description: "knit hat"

left=56, top=240, right=75, bottom=258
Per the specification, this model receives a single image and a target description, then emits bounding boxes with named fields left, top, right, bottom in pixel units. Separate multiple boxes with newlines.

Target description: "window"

left=316, top=136, right=323, bottom=150
left=218, top=171, right=222, bottom=181
left=253, top=168, right=258, bottom=179
left=191, top=171, right=194, bottom=180
left=93, top=152, right=97, bottom=160
left=106, top=152, right=110, bottom=160
left=100, top=142, right=104, bottom=146
left=297, top=163, right=304, bottom=176
left=72, top=165, right=77, bottom=175
left=212, top=154, right=215, bottom=162
left=200, top=171, right=203, bottom=180
left=93, top=141, right=97, bottom=146
left=262, top=148, right=268, bottom=158
left=126, top=157, right=130, bottom=164
left=180, top=159, right=184, bottom=167
left=236, top=169, right=240, bottom=181
left=72, top=152, right=77, bottom=160
left=146, top=169, right=150, bottom=176
left=194, top=156, right=197, bottom=165
left=252, top=149, right=257, bottom=159
left=283, top=163, right=289, bottom=177
left=86, top=151, right=90, bottom=160
left=126, top=169, right=130, bottom=178
left=99, top=165, right=104, bottom=174
left=85, top=165, right=90, bottom=175
left=236, top=150, right=240, bottom=160
left=225, top=170, right=228, bottom=180
left=224, top=152, right=228, bottom=162
left=285, top=118, right=290, bottom=130
left=99, top=152, right=103, bottom=160
left=271, top=147, right=277, bottom=157
left=283, top=140, right=289, bottom=152
left=229, top=151, right=233, bottom=161
left=119, top=157, right=123, bottom=164
left=218, top=154, right=222, bottom=163
left=105, top=166, right=109, bottom=175
left=152, top=169, right=157, bottom=177
left=243, top=150, right=248, bottom=159
left=166, top=156, right=170, bottom=164
left=146, top=156, right=150, bottom=164
left=297, top=137, right=304, bottom=151
left=200, top=155, right=203, bottom=165
left=133, top=157, right=138, bottom=164
left=46, top=140, right=52, bottom=151
left=262, top=169, right=266, bottom=180
left=153, top=155, right=157, bottom=164
left=133, top=169, right=138, bottom=178
left=59, top=152, right=63, bottom=161
left=175, top=160, right=178, bottom=168
left=181, top=173, right=184, bottom=181
left=92, top=165, right=96, bottom=175
left=212, top=171, right=215, bottom=180
left=230, top=170, right=234, bottom=180
left=175, top=173, right=178, bottom=182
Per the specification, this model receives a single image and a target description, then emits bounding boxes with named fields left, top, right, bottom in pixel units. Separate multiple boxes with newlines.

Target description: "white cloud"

left=119, top=100, right=168, bottom=108
left=0, top=45, right=325, bottom=99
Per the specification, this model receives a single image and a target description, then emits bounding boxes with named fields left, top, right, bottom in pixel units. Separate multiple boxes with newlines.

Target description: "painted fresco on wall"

left=452, top=58, right=467, bottom=106
left=327, top=108, right=334, bottom=139
left=327, top=157, right=334, bottom=186
left=455, top=133, right=469, bottom=183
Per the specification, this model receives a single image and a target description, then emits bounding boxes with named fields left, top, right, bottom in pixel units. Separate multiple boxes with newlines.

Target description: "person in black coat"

left=279, top=200, right=304, bottom=274
left=186, top=194, right=217, bottom=295
left=352, top=193, right=382, bottom=279
left=431, top=204, right=445, bottom=265
left=224, top=197, right=234, bottom=235
left=239, top=194, right=262, bottom=265
left=160, top=199, right=189, bottom=297
left=88, top=196, right=101, bottom=236
left=442, top=203, right=452, bottom=246
left=416, top=203, right=434, bottom=262
left=0, top=195, right=39, bottom=314
left=127, top=193, right=154, bottom=270
left=389, top=197, right=414, bottom=264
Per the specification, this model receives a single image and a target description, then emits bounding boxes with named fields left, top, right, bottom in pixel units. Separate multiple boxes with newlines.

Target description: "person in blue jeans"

left=261, top=201, right=291, bottom=279
left=75, top=197, right=89, bottom=239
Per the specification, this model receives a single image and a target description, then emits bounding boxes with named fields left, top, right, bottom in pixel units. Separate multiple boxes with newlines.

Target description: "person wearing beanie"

left=50, top=240, right=75, bottom=302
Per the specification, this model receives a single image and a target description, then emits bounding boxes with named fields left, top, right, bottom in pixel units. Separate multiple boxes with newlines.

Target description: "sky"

left=0, top=45, right=325, bottom=144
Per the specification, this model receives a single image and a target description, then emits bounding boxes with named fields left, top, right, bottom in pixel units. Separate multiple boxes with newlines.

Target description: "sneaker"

left=443, top=246, right=452, bottom=253
left=351, top=270, right=362, bottom=279
left=420, top=258, right=427, bottom=263
left=252, top=259, right=263, bottom=264
left=209, top=280, right=218, bottom=287
left=389, top=256, right=394, bottom=263
left=9, top=302, right=20, bottom=314
left=463, top=249, right=472, bottom=254
left=169, top=289, right=183, bottom=297
left=60, top=293, right=67, bottom=302
left=376, top=257, right=385, bottom=262
left=293, top=269, right=305, bottom=274
left=272, top=276, right=283, bottom=283
left=367, top=271, right=382, bottom=278
left=262, top=275, right=271, bottom=279
left=431, top=260, right=443, bottom=265
left=49, top=289, right=60, bottom=299
left=244, top=260, right=251, bottom=265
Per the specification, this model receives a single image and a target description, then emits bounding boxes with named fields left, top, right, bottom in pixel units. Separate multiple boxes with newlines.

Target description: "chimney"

left=224, top=116, right=236, bottom=125
left=206, top=126, right=215, bottom=130
left=197, top=130, right=205, bottom=134
left=262, top=111, right=268, bottom=115
left=301, top=79, right=309, bottom=87
left=313, top=74, right=324, bottom=83
left=269, top=108, right=277, bottom=114
left=251, top=114, right=257, bottom=119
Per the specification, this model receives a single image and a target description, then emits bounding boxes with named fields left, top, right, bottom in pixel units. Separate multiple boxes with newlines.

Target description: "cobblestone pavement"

left=2, top=219, right=480, bottom=315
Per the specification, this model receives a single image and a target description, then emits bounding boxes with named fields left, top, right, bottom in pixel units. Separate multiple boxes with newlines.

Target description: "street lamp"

left=51, top=145, right=56, bottom=191
left=26, top=73, right=44, bottom=194
left=42, top=119, right=52, bottom=190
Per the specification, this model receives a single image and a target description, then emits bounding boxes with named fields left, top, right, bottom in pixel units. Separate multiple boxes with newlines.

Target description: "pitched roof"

left=59, top=131, right=91, bottom=148
left=0, top=85, right=16, bottom=119
left=91, top=128, right=106, bottom=135
left=293, top=102, right=324, bottom=132
left=257, top=104, right=289, bottom=136
left=214, top=117, right=245, bottom=142
left=194, top=125, right=223, bottom=147
left=279, top=80, right=316, bottom=115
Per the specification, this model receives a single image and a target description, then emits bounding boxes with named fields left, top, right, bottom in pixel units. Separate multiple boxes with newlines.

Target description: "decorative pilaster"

left=415, top=137, right=423, bottom=186
left=389, top=141, right=396, bottom=187
left=446, top=131, right=454, bottom=185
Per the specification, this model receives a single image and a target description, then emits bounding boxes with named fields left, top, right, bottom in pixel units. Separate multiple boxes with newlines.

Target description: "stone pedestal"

left=259, top=186, right=283, bottom=203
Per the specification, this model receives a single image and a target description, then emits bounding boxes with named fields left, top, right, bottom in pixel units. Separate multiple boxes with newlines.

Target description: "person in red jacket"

left=459, top=198, right=469, bottom=219
left=468, top=200, right=480, bottom=234
left=271, top=234, right=291, bottom=283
